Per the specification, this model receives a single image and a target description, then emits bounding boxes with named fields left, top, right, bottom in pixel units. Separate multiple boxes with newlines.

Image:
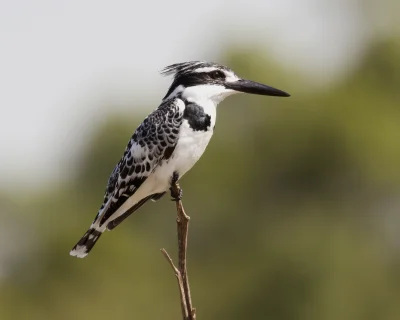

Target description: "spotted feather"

left=97, top=98, right=184, bottom=227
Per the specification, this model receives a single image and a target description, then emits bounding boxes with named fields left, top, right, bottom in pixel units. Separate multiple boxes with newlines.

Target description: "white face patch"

left=224, top=70, right=240, bottom=83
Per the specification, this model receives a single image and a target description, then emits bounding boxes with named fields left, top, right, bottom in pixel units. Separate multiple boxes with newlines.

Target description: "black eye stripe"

left=209, top=70, right=225, bottom=79
left=163, top=69, right=228, bottom=98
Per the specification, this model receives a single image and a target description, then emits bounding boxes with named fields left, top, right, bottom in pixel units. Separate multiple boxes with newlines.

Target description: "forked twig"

left=161, top=179, right=196, bottom=320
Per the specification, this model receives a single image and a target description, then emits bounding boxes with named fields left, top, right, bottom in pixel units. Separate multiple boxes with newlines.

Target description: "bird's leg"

left=170, top=171, right=183, bottom=201
left=171, top=171, right=179, bottom=185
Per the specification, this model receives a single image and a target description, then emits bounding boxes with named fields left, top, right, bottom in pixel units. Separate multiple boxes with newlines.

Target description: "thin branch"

left=161, top=179, right=196, bottom=320
left=160, top=248, right=180, bottom=275
left=160, top=248, right=188, bottom=318
left=174, top=195, right=194, bottom=318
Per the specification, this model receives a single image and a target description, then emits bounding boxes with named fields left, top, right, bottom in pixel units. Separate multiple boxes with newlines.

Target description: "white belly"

left=114, top=121, right=214, bottom=217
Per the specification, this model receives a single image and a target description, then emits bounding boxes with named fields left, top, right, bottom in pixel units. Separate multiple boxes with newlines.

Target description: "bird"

left=70, top=61, right=290, bottom=258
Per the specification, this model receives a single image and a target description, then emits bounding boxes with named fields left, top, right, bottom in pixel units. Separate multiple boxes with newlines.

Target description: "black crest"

left=161, top=61, right=230, bottom=78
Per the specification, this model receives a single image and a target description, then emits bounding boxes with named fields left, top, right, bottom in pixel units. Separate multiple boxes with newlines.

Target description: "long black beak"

left=225, top=79, right=290, bottom=97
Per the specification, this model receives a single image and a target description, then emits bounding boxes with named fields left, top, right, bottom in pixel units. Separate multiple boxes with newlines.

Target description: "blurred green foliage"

left=1, top=37, right=400, bottom=320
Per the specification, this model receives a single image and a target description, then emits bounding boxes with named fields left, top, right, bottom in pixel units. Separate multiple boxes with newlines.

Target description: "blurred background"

left=1, top=0, right=400, bottom=319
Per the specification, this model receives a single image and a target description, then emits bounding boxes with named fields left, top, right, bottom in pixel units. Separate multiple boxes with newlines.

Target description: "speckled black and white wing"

left=70, top=98, right=183, bottom=258
left=97, top=98, right=183, bottom=226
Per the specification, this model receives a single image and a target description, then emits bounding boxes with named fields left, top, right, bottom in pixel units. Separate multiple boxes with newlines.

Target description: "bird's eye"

left=209, top=70, right=225, bottom=80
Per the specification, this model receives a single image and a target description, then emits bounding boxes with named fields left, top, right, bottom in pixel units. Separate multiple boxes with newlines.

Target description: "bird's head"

left=161, top=61, right=290, bottom=104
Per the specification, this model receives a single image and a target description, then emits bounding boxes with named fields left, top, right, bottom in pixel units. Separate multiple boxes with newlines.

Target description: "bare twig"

left=161, top=179, right=196, bottom=320
left=160, top=248, right=188, bottom=318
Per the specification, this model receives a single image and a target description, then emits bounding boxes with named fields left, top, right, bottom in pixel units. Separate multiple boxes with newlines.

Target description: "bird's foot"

left=170, top=186, right=183, bottom=201
left=170, top=171, right=183, bottom=201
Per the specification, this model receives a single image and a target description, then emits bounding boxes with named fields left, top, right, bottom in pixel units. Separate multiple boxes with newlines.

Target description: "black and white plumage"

left=70, top=61, right=290, bottom=258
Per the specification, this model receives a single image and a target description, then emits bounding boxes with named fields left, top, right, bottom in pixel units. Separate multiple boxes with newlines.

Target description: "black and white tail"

left=70, top=228, right=103, bottom=258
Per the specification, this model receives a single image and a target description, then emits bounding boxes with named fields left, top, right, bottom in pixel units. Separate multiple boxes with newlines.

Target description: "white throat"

left=182, top=84, right=238, bottom=106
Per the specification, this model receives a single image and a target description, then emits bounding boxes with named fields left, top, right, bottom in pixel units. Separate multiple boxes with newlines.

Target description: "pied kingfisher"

left=70, top=61, right=290, bottom=258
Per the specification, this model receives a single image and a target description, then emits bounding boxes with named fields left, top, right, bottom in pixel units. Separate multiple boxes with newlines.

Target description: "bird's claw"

left=170, top=187, right=183, bottom=201
left=170, top=171, right=182, bottom=201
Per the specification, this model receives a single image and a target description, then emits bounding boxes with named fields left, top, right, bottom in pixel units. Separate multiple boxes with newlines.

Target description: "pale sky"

left=0, top=0, right=376, bottom=190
